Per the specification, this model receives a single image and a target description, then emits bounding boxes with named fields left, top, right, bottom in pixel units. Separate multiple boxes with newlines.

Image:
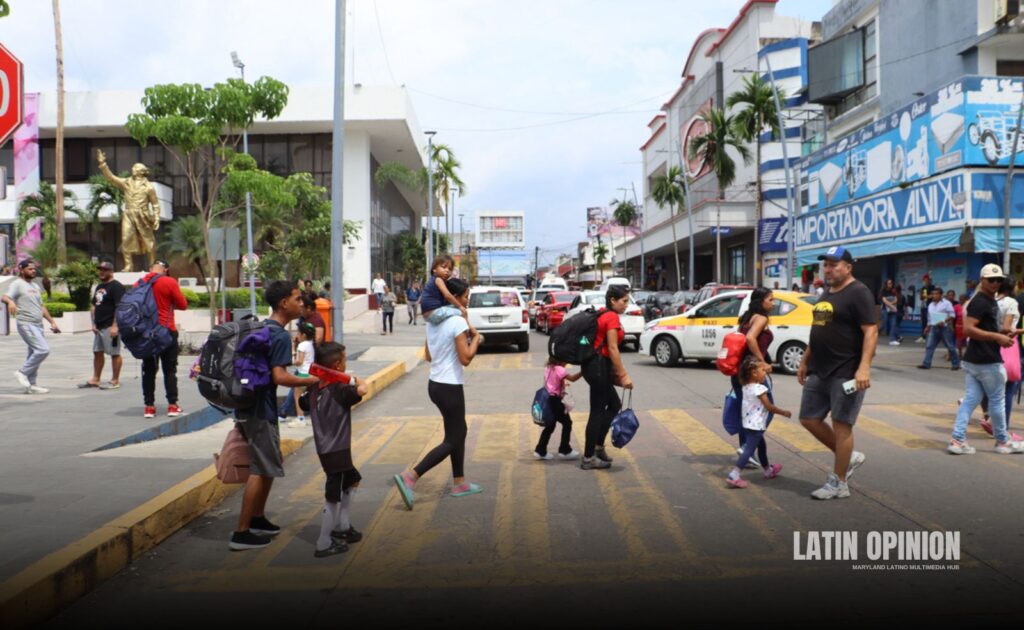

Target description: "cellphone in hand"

left=842, top=379, right=857, bottom=395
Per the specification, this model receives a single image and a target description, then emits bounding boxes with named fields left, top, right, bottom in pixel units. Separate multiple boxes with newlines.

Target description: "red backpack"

left=716, top=331, right=747, bottom=376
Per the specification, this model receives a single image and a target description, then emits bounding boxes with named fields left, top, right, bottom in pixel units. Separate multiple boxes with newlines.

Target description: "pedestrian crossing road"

left=53, top=347, right=1024, bottom=624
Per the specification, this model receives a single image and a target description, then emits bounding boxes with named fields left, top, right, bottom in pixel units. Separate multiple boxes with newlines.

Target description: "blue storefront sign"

left=799, top=76, right=1023, bottom=214
left=796, top=173, right=966, bottom=249
left=759, top=217, right=789, bottom=252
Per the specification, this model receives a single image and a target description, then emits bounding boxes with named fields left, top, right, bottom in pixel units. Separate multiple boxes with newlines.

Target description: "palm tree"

left=86, top=173, right=124, bottom=259
left=610, top=198, right=638, bottom=277
left=162, top=215, right=207, bottom=280
left=431, top=144, right=465, bottom=249
left=728, top=74, right=785, bottom=286
left=18, top=181, right=79, bottom=240
left=593, top=242, right=609, bottom=283
left=689, top=107, right=752, bottom=283
left=652, top=165, right=685, bottom=290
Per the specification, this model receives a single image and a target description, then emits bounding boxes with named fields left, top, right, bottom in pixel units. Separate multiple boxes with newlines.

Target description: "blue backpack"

left=531, top=386, right=553, bottom=426
left=116, top=274, right=174, bottom=359
left=610, top=390, right=639, bottom=448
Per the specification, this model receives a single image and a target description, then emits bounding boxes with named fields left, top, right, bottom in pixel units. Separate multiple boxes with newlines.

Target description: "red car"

left=535, top=291, right=579, bottom=335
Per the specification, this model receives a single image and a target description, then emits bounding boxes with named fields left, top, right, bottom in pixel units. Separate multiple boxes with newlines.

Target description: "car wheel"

left=518, top=334, right=530, bottom=353
left=653, top=336, right=681, bottom=367
left=777, top=341, right=805, bottom=375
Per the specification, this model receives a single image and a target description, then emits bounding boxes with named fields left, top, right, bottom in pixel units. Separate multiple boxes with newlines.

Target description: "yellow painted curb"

left=0, top=357, right=413, bottom=628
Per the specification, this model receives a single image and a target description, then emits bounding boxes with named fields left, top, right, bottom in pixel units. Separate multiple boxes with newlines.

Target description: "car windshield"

left=470, top=291, right=520, bottom=308
left=552, top=292, right=574, bottom=303
left=532, top=291, right=551, bottom=303
left=584, top=294, right=605, bottom=305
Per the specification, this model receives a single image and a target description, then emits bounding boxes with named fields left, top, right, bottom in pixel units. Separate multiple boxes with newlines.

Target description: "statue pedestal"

left=114, top=271, right=146, bottom=287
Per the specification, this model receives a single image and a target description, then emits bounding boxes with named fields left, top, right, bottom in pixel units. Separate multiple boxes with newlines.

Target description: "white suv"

left=562, top=290, right=645, bottom=351
left=467, top=286, right=531, bottom=352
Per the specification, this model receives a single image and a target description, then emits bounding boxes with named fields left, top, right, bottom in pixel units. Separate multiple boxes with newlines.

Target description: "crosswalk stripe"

left=856, top=413, right=946, bottom=450
left=880, top=404, right=991, bottom=442
left=649, top=408, right=802, bottom=551
left=370, top=417, right=443, bottom=465
left=493, top=461, right=516, bottom=562
left=766, top=419, right=831, bottom=452
left=472, top=413, right=523, bottom=462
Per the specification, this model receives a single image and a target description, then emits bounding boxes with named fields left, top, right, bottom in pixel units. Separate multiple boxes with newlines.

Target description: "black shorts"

left=325, top=468, right=362, bottom=501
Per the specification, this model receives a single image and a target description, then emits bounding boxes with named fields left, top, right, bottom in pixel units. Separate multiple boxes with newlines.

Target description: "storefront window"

left=728, top=245, right=747, bottom=285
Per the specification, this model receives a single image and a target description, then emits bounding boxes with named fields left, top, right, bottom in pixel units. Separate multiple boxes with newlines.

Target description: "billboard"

left=477, top=250, right=530, bottom=279
left=586, top=206, right=641, bottom=239
left=799, top=76, right=1024, bottom=214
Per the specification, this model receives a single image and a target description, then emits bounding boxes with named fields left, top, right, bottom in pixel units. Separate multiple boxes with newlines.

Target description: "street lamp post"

left=762, top=56, right=797, bottom=285
left=231, top=51, right=257, bottom=315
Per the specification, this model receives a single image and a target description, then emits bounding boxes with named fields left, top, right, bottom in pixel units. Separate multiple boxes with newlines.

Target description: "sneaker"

left=763, top=463, right=783, bottom=479
left=13, top=371, right=30, bottom=390
left=735, top=447, right=762, bottom=469
left=947, top=439, right=976, bottom=455
left=995, top=441, right=1024, bottom=454
left=451, top=482, right=483, bottom=497
left=533, top=450, right=553, bottom=460
left=557, top=449, right=580, bottom=460
left=847, top=451, right=866, bottom=478
left=594, top=445, right=613, bottom=463
left=27, top=385, right=49, bottom=394
left=249, top=516, right=281, bottom=537
left=287, top=417, right=308, bottom=428
left=229, top=530, right=272, bottom=551
left=951, top=366, right=961, bottom=371
left=143, top=406, right=157, bottom=419
left=393, top=473, right=415, bottom=510
left=167, top=404, right=183, bottom=417
left=330, top=526, right=363, bottom=544
left=314, top=540, right=349, bottom=557
left=580, top=455, right=611, bottom=470
left=889, top=340, right=900, bottom=346
left=810, top=473, right=850, bottom=500
left=916, top=364, right=930, bottom=369
left=726, top=477, right=748, bottom=488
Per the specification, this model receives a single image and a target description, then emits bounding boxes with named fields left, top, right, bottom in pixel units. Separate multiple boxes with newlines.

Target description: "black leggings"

left=536, top=396, right=573, bottom=455
left=142, top=330, right=179, bottom=406
left=582, top=356, right=620, bottom=458
left=382, top=311, right=394, bottom=332
left=414, top=381, right=467, bottom=479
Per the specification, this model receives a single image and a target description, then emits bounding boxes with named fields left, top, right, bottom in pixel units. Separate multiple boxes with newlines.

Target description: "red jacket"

left=138, top=272, right=188, bottom=332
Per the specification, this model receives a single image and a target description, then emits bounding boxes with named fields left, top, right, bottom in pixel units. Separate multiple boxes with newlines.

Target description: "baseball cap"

left=980, top=263, right=1005, bottom=279
left=153, top=259, right=170, bottom=270
left=98, top=261, right=114, bottom=270
left=17, top=259, right=35, bottom=270
left=817, top=246, right=855, bottom=263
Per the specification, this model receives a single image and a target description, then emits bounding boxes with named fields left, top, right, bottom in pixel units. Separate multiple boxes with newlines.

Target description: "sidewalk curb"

left=0, top=355, right=420, bottom=628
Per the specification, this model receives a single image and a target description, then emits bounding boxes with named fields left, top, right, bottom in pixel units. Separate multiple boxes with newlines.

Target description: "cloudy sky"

left=1, top=0, right=827, bottom=269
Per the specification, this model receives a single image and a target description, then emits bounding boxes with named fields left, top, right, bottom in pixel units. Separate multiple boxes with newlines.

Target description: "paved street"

left=50, top=329, right=1024, bottom=625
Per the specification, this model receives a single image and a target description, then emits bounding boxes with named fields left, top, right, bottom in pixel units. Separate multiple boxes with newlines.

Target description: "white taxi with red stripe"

left=638, top=290, right=816, bottom=374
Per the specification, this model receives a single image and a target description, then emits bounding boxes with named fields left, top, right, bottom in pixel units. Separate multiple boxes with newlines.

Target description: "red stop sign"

left=0, top=43, right=24, bottom=147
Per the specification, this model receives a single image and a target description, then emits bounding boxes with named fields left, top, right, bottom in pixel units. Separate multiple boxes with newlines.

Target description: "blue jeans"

left=953, top=362, right=1009, bottom=443
left=885, top=312, right=900, bottom=342
left=921, top=325, right=960, bottom=368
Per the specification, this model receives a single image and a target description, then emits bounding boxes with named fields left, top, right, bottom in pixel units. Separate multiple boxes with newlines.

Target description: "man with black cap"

left=136, top=260, right=188, bottom=418
left=80, top=260, right=125, bottom=389
left=3, top=259, right=60, bottom=394
left=796, top=246, right=877, bottom=500
left=948, top=263, right=1024, bottom=455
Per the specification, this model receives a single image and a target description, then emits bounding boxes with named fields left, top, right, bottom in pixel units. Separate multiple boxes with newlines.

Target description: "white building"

left=0, top=85, right=429, bottom=293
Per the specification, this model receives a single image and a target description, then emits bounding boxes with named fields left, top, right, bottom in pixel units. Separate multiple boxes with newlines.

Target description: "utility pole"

left=231, top=51, right=258, bottom=315
left=328, top=0, right=347, bottom=340
left=1003, top=86, right=1024, bottom=273
left=425, top=131, right=436, bottom=276
left=534, top=245, right=540, bottom=282
left=631, top=182, right=644, bottom=290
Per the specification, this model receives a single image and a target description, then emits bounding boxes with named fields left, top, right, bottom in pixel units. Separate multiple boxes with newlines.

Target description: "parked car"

left=661, top=290, right=698, bottom=317
left=467, top=285, right=530, bottom=352
left=535, top=290, right=579, bottom=334
left=638, top=289, right=814, bottom=374
left=563, top=290, right=645, bottom=350
left=639, top=291, right=675, bottom=321
left=598, top=276, right=631, bottom=292
left=527, top=289, right=554, bottom=328
left=690, top=283, right=754, bottom=307
left=539, top=277, right=568, bottom=291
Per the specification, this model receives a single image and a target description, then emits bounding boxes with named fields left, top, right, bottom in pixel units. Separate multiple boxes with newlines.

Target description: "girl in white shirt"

left=291, top=323, right=316, bottom=426
left=727, top=356, right=791, bottom=489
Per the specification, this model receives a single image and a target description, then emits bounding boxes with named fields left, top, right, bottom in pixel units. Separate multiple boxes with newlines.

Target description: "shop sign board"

left=796, top=173, right=966, bottom=248
left=799, top=76, right=1023, bottom=214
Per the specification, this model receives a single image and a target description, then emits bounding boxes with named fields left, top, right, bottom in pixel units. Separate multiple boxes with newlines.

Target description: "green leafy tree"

left=728, top=74, right=785, bottom=285
left=395, top=232, right=425, bottom=284
left=17, top=180, right=79, bottom=240
left=652, top=165, right=685, bottom=290
left=431, top=144, right=466, bottom=246
left=689, top=107, right=752, bottom=282
left=593, top=242, right=609, bottom=282
left=610, top=197, right=638, bottom=276
left=125, top=78, right=289, bottom=324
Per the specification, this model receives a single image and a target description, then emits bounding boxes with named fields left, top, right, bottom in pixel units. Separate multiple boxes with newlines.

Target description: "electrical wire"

left=372, top=0, right=399, bottom=86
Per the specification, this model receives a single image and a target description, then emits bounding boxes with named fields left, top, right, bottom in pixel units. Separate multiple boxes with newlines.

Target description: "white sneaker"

left=533, top=451, right=554, bottom=460
left=286, top=417, right=307, bottom=428
left=557, top=449, right=580, bottom=460
left=28, top=385, right=49, bottom=394
left=947, top=439, right=976, bottom=455
left=810, top=473, right=850, bottom=500
left=888, top=340, right=900, bottom=346
left=14, top=371, right=30, bottom=391
left=995, top=441, right=1024, bottom=454
left=847, top=451, right=866, bottom=478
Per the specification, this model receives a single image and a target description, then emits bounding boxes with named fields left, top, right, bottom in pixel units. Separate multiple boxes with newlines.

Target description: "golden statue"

left=96, top=149, right=161, bottom=271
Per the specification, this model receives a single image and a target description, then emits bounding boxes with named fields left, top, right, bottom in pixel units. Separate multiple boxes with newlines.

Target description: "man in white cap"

left=948, top=263, right=1024, bottom=454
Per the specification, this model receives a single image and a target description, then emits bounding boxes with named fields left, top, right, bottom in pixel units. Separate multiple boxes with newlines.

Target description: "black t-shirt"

left=236, top=320, right=294, bottom=423
left=92, top=280, right=125, bottom=329
left=808, top=280, right=877, bottom=379
left=311, top=382, right=363, bottom=473
left=963, top=292, right=1002, bottom=365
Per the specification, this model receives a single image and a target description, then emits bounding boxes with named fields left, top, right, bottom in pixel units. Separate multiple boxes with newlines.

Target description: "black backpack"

left=548, top=309, right=602, bottom=365
left=196, top=319, right=269, bottom=410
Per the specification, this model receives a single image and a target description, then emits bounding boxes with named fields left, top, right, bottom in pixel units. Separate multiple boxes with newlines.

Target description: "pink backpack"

left=214, top=427, right=251, bottom=484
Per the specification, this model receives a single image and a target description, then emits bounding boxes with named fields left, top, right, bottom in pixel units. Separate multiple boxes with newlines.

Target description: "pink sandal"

left=726, top=477, right=748, bottom=489
left=763, top=464, right=783, bottom=479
